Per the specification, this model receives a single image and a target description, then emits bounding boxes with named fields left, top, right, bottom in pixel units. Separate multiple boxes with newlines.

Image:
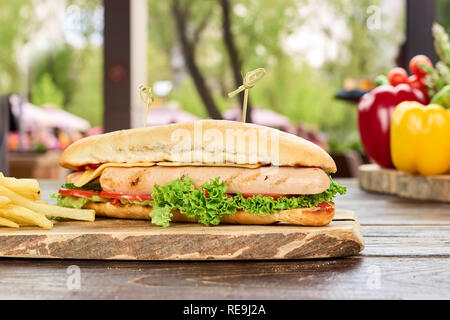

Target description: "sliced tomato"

left=58, top=188, right=100, bottom=198
left=110, top=198, right=121, bottom=206
left=59, top=188, right=153, bottom=202
left=99, top=191, right=153, bottom=202
left=318, top=202, right=334, bottom=212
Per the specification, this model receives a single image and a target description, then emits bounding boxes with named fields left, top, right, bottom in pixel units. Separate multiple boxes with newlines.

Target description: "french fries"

left=0, top=196, right=10, bottom=207
left=0, top=217, right=19, bottom=228
left=0, top=204, right=53, bottom=230
left=0, top=173, right=40, bottom=200
left=0, top=186, right=95, bottom=222
left=0, top=174, right=96, bottom=230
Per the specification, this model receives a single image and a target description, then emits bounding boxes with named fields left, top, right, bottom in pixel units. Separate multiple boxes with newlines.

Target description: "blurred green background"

left=1, top=0, right=449, bottom=154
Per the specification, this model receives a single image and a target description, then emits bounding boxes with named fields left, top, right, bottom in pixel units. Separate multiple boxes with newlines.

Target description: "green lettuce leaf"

left=119, top=199, right=153, bottom=206
left=151, top=177, right=237, bottom=227
left=149, top=207, right=173, bottom=228
left=61, top=182, right=102, bottom=191
left=51, top=193, right=107, bottom=209
left=150, top=176, right=346, bottom=227
left=51, top=193, right=90, bottom=209
left=234, top=179, right=347, bottom=216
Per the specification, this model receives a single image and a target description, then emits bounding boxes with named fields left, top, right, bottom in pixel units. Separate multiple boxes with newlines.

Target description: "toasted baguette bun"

left=60, top=120, right=336, bottom=173
left=84, top=202, right=335, bottom=227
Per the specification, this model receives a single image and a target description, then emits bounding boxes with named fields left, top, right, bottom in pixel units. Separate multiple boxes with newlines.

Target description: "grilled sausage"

left=95, top=166, right=330, bottom=195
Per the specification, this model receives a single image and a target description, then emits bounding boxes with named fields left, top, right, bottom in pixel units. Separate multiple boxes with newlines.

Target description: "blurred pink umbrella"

left=146, top=107, right=198, bottom=126
left=41, top=104, right=91, bottom=132
left=87, top=126, right=104, bottom=136
left=9, top=97, right=90, bottom=132
left=10, top=102, right=48, bottom=132
left=222, top=107, right=297, bottom=134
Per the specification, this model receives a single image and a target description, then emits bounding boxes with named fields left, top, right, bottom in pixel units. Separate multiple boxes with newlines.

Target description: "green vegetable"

left=375, top=74, right=389, bottom=86
left=51, top=193, right=91, bottom=209
left=61, top=182, right=102, bottom=191
left=151, top=177, right=237, bottom=227
left=422, top=23, right=450, bottom=96
left=433, top=22, right=450, bottom=66
left=119, top=199, right=153, bottom=206
left=431, top=85, right=450, bottom=108
left=149, top=207, right=173, bottom=228
left=150, top=176, right=346, bottom=227
left=51, top=193, right=107, bottom=209
left=52, top=193, right=152, bottom=208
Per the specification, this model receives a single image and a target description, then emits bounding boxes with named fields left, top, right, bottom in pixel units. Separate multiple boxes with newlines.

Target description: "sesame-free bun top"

left=60, top=120, right=337, bottom=173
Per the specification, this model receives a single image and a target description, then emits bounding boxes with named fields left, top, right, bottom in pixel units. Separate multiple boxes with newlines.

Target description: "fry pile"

left=0, top=173, right=95, bottom=230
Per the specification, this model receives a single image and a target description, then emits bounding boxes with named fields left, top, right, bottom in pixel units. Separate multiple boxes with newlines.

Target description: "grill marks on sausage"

left=237, top=171, right=261, bottom=185
left=273, top=176, right=288, bottom=186
left=223, top=172, right=244, bottom=186
left=99, top=166, right=331, bottom=196
left=130, top=176, right=140, bottom=187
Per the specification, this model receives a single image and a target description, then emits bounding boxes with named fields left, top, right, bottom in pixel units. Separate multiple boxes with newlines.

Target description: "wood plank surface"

left=358, top=164, right=450, bottom=202
left=337, top=180, right=450, bottom=225
left=0, top=257, right=448, bottom=300
left=361, top=225, right=450, bottom=256
left=0, top=210, right=364, bottom=260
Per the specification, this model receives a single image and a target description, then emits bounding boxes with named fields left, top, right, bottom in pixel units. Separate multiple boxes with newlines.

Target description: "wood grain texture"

left=358, top=164, right=450, bottom=202
left=361, top=225, right=450, bottom=256
left=0, top=257, right=449, bottom=300
left=0, top=210, right=364, bottom=260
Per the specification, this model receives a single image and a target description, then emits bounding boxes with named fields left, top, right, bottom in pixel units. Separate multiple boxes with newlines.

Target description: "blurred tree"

left=171, top=0, right=222, bottom=119
left=66, top=47, right=103, bottom=127
left=30, top=45, right=79, bottom=106
left=0, top=0, right=38, bottom=93
left=437, top=0, right=450, bottom=32
left=28, top=0, right=103, bottom=126
left=219, top=0, right=252, bottom=122
left=29, top=44, right=103, bottom=126
left=146, top=42, right=172, bottom=85
left=148, top=0, right=392, bottom=155
left=66, top=0, right=104, bottom=42
left=147, top=1, right=176, bottom=57
left=326, top=0, right=402, bottom=80
left=30, top=72, right=64, bottom=107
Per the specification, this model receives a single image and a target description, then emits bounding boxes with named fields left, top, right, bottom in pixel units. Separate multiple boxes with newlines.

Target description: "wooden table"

left=0, top=179, right=449, bottom=299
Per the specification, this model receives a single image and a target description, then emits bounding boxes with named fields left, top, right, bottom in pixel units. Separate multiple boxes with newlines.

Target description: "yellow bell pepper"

left=391, top=101, right=450, bottom=176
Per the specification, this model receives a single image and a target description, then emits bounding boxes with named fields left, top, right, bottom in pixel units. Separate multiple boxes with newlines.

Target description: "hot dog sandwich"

left=54, top=120, right=346, bottom=227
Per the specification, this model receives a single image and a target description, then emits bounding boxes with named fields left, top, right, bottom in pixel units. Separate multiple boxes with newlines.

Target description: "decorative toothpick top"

left=139, top=84, right=153, bottom=127
left=228, top=68, right=265, bottom=123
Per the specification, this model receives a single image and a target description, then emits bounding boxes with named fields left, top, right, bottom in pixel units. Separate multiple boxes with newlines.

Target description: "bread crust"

left=60, top=120, right=336, bottom=173
left=84, top=201, right=335, bottom=227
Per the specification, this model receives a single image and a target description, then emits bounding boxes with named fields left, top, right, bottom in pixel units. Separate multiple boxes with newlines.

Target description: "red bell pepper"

left=357, top=83, right=427, bottom=168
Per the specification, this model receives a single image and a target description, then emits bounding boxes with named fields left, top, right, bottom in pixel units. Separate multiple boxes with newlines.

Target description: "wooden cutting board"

left=0, top=210, right=363, bottom=260
left=358, top=164, right=450, bottom=202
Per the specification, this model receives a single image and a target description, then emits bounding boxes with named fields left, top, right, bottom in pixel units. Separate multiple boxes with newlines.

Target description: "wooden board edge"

left=358, top=164, right=450, bottom=202
left=358, top=164, right=397, bottom=195
left=332, top=209, right=357, bottom=221
left=0, top=213, right=365, bottom=261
